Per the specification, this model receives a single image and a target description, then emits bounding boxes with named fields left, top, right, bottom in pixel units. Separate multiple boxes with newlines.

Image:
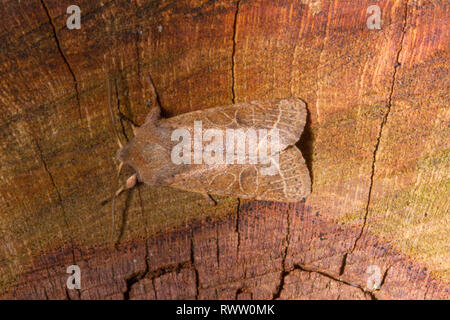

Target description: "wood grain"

left=0, top=0, right=448, bottom=299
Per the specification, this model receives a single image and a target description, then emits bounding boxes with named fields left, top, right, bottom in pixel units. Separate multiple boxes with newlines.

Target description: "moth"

left=113, top=92, right=311, bottom=204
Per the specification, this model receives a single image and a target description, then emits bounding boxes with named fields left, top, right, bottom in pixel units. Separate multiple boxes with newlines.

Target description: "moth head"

left=116, top=138, right=143, bottom=181
left=116, top=132, right=170, bottom=186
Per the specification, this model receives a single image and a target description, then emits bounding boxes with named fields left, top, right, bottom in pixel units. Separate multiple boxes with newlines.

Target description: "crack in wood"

left=122, top=185, right=151, bottom=299
left=64, top=287, right=71, bottom=300
left=124, top=260, right=192, bottom=299
left=379, top=265, right=391, bottom=290
left=231, top=0, right=241, bottom=104
left=118, top=110, right=140, bottom=128
left=30, top=134, right=81, bottom=299
left=216, top=224, right=220, bottom=268
left=339, top=253, right=348, bottom=276
left=272, top=207, right=291, bottom=299
left=114, top=79, right=131, bottom=142
left=235, top=198, right=241, bottom=257
left=146, top=73, right=166, bottom=117
left=39, top=0, right=82, bottom=120
left=132, top=1, right=143, bottom=94
left=342, top=0, right=410, bottom=274
left=190, top=230, right=200, bottom=299
left=275, top=263, right=378, bottom=300
left=235, top=286, right=252, bottom=299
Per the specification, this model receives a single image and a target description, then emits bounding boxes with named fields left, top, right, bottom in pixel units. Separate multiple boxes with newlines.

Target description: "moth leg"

left=112, top=174, right=138, bottom=197
left=203, top=193, right=217, bottom=206
left=130, top=122, right=138, bottom=136
left=111, top=173, right=138, bottom=239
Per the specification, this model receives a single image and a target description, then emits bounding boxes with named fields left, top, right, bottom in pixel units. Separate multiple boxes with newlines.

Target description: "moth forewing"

left=117, top=98, right=311, bottom=201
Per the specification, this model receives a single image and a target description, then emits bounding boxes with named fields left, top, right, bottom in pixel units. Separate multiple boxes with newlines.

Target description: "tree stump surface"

left=0, top=0, right=448, bottom=299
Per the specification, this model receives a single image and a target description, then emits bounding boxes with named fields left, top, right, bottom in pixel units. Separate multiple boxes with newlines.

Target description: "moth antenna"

left=116, top=137, right=123, bottom=149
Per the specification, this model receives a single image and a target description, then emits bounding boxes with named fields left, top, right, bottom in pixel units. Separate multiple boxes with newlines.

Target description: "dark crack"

left=235, top=198, right=241, bottom=256
left=272, top=208, right=291, bottom=299
left=122, top=188, right=150, bottom=300
left=191, top=230, right=200, bottom=299
left=126, top=262, right=197, bottom=300
left=64, top=287, right=71, bottom=300
left=30, top=134, right=81, bottom=299
left=43, top=287, right=49, bottom=300
left=135, top=28, right=142, bottom=87
left=124, top=187, right=189, bottom=299
left=132, top=0, right=143, bottom=93
left=150, top=261, right=192, bottom=280
left=423, top=282, right=430, bottom=300
left=343, top=0, right=409, bottom=271
left=114, top=79, right=130, bottom=142
left=124, top=260, right=191, bottom=300
left=40, top=0, right=82, bottom=119
left=152, top=278, right=158, bottom=299
left=32, top=138, right=72, bottom=243
left=314, top=15, right=407, bottom=85
left=123, top=260, right=149, bottom=300
left=275, top=264, right=377, bottom=300
left=118, top=111, right=140, bottom=128
left=231, top=0, right=241, bottom=103
left=146, top=74, right=164, bottom=114
left=339, top=253, right=348, bottom=276
left=379, top=265, right=391, bottom=289
left=216, top=224, right=220, bottom=268
left=235, top=286, right=244, bottom=299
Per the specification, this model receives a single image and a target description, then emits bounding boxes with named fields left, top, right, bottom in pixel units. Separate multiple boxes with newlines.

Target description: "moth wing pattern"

left=169, top=146, right=311, bottom=201
left=160, top=98, right=307, bottom=156
left=118, top=97, right=311, bottom=202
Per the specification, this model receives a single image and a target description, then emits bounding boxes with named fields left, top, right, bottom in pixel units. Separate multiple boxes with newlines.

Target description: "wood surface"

left=0, top=0, right=448, bottom=299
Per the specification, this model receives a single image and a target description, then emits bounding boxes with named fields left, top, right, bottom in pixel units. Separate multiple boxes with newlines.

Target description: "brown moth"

left=116, top=97, right=311, bottom=202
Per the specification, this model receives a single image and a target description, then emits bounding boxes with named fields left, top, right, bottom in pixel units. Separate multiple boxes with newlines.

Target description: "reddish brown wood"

left=0, top=0, right=448, bottom=299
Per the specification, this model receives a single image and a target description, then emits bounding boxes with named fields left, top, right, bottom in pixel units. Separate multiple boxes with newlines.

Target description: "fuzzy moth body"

left=117, top=98, right=311, bottom=202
